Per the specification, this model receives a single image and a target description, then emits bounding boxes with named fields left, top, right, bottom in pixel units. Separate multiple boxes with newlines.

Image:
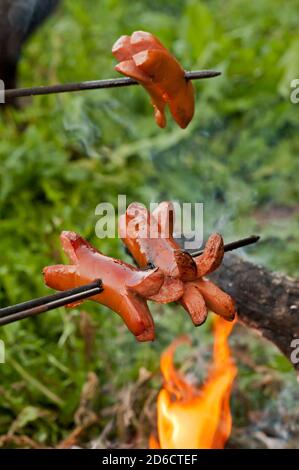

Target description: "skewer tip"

left=185, top=70, right=222, bottom=80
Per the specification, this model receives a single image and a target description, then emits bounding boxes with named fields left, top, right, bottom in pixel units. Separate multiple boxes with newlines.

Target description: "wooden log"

left=209, top=253, right=299, bottom=370
left=0, top=0, right=60, bottom=98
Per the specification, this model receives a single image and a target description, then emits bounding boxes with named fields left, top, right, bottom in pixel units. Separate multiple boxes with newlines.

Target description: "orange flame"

left=151, top=315, right=237, bottom=449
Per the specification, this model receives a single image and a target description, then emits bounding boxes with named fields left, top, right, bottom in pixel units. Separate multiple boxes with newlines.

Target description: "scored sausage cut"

left=112, top=31, right=195, bottom=129
left=43, top=231, right=164, bottom=342
left=119, top=202, right=236, bottom=325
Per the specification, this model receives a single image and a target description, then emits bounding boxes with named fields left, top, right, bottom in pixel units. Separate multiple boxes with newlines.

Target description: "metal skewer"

left=0, top=280, right=103, bottom=327
left=192, top=235, right=260, bottom=257
left=4, top=70, right=221, bottom=100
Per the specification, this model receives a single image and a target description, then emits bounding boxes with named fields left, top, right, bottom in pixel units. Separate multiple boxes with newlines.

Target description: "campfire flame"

left=150, top=315, right=237, bottom=449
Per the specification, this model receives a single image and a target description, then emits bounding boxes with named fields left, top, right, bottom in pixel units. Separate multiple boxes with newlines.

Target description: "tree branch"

left=209, top=254, right=299, bottom=369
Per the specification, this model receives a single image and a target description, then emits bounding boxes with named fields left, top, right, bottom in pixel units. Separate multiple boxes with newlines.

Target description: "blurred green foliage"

left=0, top=0, right=298, bottom=447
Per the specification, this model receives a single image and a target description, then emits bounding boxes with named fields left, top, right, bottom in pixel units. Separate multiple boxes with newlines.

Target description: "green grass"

left=0, top=0, right=298, bottom=447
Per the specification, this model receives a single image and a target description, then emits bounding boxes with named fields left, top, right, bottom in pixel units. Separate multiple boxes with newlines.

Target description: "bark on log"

left=209, top=253, right=299, bottom=370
